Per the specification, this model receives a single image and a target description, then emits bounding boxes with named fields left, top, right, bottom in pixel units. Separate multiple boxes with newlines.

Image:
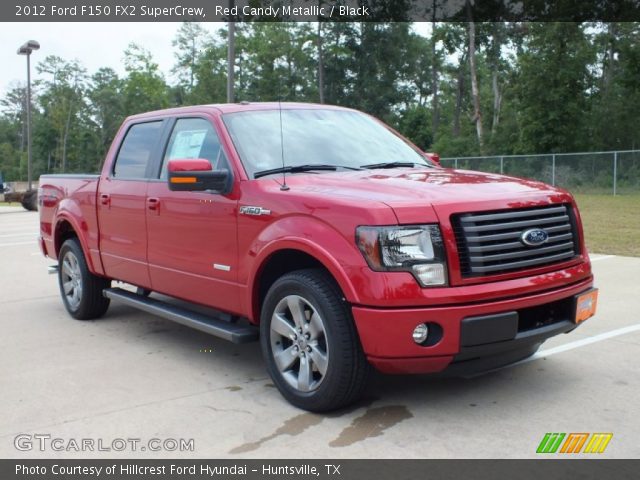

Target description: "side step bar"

left=103, top=288, right=258, bottom=344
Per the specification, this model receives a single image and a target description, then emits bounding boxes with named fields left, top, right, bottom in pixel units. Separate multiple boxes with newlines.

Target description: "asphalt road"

left=1, top=207, right=638, bottom=459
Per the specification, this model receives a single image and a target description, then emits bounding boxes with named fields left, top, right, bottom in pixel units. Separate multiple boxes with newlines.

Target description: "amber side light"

left=170, top=177, right=197, bottom=184
left=356, top=227, right=383, bottom=270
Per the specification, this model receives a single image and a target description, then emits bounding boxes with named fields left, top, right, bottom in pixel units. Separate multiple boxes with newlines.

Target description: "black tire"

left=58, top=238, right=110, bottom=320
left=260, top=268, right=369, bottom=412
left=21, top=190, right=38, bottom=211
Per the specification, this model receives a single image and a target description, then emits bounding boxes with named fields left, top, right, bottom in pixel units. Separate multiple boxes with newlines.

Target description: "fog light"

left=412, top=323, right=429, bottom=344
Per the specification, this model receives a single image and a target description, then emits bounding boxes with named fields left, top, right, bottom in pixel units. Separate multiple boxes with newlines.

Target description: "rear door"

left=145, top=116, right=241, bottom=313
left=97, top=120, right=165, bottom=288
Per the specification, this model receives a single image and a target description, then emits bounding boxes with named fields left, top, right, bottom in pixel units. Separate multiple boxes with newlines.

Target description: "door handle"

left=100, top=193, right=110, bottom=206
left=147, top=197, right=160, bottom=211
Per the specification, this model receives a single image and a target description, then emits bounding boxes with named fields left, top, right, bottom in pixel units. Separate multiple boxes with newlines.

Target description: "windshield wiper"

left=254, top=164, right=360, bottom=179
left=361, top=161, right=425, bottom=169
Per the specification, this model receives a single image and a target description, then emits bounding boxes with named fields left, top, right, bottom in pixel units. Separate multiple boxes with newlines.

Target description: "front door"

left=145, top=117, right=240, bottom=314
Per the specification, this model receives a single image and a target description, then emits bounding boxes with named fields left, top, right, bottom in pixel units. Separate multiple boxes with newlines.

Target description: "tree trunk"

left=431, top=18, right=440, bottom=138
left=62, top=97, right=73, bottom=173
left=467, top=8, right=483, bottom=149
left=287, top=54, right=293, bottom=100
left=317, top=21, right=325, bottom=104
left=190, top=37, right=196, bottom=90
left=491, top=70, right=502, bottom=135
left=602, top=22, right=617, bottom=94
left=489, top=24, right=503, bottom=136
left=227, top=19, right=235, bottom=103
left=453, top=52, right=467, bottom=137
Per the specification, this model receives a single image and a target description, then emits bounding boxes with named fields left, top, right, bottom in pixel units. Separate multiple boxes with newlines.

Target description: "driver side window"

left=160, top=118, right=229, bottom=179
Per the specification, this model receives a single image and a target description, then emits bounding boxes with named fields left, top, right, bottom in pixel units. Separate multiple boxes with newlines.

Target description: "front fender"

left=244, top=215, right=367, bottom=320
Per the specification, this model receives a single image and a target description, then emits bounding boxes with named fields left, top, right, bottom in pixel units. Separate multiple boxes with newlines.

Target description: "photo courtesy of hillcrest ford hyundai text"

left=38, top=103, right=598, bottom=412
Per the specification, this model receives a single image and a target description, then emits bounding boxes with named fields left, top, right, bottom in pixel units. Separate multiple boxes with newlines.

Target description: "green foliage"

left=122, top=44, right=169, bottom=116
left=88, top=68, right=125, bottom=168
left=514, top=23, right=595, bottom=153
left=35, top=56, right=88, bottom=173
left=398, top=106, right=432, bottom=150
left=2, top=21, right=640, bottom=185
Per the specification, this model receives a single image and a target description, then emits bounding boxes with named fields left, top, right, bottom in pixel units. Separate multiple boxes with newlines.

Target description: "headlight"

left=356, top=225, right=447, bottom=287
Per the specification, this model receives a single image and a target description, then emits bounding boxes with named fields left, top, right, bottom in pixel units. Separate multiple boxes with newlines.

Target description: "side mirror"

left=424, top=152, right=441, bottom=166
left=167, top=159, right=231, bottom=193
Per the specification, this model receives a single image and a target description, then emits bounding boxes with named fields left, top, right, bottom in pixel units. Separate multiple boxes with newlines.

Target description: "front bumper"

left=351, top=276, right=594, bottom=374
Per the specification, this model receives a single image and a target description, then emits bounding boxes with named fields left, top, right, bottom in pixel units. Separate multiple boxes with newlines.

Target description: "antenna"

left=278, top=97, right=289, bottom=191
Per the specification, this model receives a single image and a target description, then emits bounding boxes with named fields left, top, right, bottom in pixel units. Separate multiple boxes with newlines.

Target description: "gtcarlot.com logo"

left=14, top=434, right=195, bottom=452
left=536, top=432, right=613, bottom=454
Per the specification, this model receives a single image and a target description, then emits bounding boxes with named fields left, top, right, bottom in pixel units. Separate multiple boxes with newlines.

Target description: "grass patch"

left=573, top=194, right=640, bottom=257
left=1, top=194, right=637, bottom=256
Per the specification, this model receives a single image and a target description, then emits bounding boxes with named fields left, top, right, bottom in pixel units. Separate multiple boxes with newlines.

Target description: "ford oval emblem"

left=521, top=228, right=549, bottom=247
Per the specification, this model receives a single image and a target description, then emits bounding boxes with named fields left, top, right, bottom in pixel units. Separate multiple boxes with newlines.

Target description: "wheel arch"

left=55, top=218, right=79, bottom=255
left=249, top=245, right=357, bottom=324
left=53, top=216, right=101, bottom=275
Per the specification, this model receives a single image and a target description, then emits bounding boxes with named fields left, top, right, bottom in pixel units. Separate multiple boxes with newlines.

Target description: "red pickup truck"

left=39, top=103, right=598, bottom=411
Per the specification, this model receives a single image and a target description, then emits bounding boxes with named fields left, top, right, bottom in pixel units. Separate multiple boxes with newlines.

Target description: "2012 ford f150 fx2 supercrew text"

left=39, top=103, right=598, bottom=411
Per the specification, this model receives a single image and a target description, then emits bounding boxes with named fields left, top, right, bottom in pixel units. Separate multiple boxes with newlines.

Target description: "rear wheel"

left=58, top=238, right=110, bottom=320
left=260, top=269, right=369, bottom=412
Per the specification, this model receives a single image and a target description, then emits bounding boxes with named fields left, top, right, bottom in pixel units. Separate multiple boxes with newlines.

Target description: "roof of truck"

left=127, top=102, right=350, bottom=121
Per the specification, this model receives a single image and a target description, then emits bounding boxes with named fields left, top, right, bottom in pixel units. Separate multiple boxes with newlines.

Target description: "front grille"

left=452, top=204, right=579, bottom=277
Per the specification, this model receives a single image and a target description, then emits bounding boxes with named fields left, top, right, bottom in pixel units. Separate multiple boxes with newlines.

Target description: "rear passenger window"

left=160, top=118, right=229, bottom=179
left=113, top=121, right=163, bottom=179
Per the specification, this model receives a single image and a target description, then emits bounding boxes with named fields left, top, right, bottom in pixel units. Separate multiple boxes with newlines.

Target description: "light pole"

left=17, top=40, right=40, bottom=192
left=227, top=1, right=235, bottom=103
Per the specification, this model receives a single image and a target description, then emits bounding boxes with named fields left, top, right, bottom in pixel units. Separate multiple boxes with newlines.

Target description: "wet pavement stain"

left=229, top=412, right=324, bottom=454
left=228, top=396, right=378, bottom=454
left=329, top=405, right=413, bottom=447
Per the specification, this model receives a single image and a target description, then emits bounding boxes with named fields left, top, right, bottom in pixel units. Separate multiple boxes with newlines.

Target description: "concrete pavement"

left=1, top=208, right=638, bottom=458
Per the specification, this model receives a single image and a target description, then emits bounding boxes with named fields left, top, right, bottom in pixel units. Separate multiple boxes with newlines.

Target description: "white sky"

left=0, top=22, right=430, bottom=96
left=0, top=22, right=219, bottom=95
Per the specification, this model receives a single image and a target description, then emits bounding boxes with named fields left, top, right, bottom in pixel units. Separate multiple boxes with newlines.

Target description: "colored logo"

left=537, top=433, right=613, bottom=454
left=521, top=228, right=549, bottom=246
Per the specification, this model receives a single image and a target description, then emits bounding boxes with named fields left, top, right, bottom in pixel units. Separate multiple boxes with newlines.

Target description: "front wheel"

left=58, top=238, right=110, bottom=320
left=260, top=269, right=369, bottom=412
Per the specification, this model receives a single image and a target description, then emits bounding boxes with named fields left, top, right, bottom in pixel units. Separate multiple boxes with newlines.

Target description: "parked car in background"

left=0, top=176, right=38, bottom=211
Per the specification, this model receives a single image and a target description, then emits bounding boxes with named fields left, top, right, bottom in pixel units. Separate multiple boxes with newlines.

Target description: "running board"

left=103, top=288, right=258, bottom=344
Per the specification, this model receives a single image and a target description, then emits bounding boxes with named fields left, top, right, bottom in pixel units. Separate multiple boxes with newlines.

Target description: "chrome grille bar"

left=453, top=204, right=579, bottom=277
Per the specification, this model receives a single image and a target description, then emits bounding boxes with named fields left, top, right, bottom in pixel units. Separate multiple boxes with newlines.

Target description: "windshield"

left=222, top=108, right=431, bottom=178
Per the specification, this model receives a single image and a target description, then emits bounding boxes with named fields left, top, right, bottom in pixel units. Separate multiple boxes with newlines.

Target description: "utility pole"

left=317, top=15, right=324, bottom=103
left=227, top=0, right=235, bottom=103
left=17, top=40, right=40, bottom=192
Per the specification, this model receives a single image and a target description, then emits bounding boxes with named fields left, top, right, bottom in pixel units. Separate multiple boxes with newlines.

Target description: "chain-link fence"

left=440, top=150, right=640, bottom=195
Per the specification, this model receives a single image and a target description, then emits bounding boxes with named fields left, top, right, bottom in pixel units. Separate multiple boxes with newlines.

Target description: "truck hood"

left=276, top=167, right=572, bottom=223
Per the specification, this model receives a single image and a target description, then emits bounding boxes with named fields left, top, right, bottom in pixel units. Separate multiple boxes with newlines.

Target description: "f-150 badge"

left=240, top=206, right=271, bottom=216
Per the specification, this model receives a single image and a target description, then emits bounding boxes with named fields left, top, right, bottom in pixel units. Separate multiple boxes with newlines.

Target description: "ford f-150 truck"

left=39, top=103, right=598, bottom=411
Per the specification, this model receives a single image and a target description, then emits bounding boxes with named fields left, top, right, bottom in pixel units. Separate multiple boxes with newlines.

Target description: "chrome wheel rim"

left=61, top=251, right=82, bottom=310
left=269, top=295, right=329, bottom=392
